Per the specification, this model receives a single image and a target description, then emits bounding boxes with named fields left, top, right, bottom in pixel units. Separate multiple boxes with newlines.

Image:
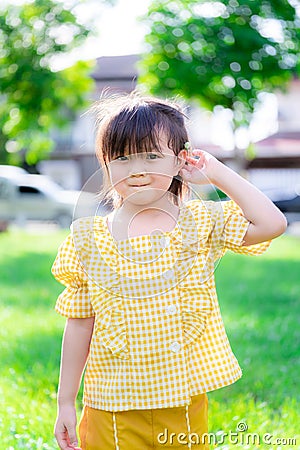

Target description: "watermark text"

left=157, top=421, right=298, bottom=446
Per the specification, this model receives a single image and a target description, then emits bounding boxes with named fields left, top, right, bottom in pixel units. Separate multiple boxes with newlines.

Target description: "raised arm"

left=55, top=317, right=95, bottom=450
left=179, top=149, right=287, bottom=246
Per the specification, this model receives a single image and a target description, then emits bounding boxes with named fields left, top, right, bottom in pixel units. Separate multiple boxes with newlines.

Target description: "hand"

left=179, top=149, right=219, bottom=185
left=54, top=405, right=81, bottom=450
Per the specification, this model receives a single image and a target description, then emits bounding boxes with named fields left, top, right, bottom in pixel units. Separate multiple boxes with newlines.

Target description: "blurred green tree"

left=139, top=0, right=300, bottom=165
left=0, top=0, right=111, bottom=165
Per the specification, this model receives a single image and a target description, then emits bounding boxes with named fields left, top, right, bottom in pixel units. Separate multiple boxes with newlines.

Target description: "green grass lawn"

left=0, top=229, right=299, bottom=449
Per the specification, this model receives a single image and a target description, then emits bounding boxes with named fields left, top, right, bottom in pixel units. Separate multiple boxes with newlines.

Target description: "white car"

left=0, top=165, right=28, bottom=176
left=0, top=171, right=102, bottom=228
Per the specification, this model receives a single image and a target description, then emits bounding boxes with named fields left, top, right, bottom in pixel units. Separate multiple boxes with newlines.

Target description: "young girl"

left=52, top=92, right=287, bottom=450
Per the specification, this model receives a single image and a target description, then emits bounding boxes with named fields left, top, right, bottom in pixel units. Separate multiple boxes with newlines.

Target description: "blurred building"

left=248, top=79, right=300, bottom=190
left=39, top=54, right=300, bottom=192
left=38, top=55, right=139, bottom=193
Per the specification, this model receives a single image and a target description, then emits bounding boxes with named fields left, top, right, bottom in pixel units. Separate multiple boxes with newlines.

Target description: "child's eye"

left=146, top=153, right=161, bottom=160
left=115, top=155, right=129, bottom=161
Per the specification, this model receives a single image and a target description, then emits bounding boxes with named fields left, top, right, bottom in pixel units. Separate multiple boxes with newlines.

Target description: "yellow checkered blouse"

left=52, top=199, right=271, bottom=412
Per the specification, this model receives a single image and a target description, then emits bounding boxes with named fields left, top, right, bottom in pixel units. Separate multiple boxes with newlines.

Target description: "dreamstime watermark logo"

left=72, top=156, right=225, bottom=298
left=157, top=421, right=298, bottom=446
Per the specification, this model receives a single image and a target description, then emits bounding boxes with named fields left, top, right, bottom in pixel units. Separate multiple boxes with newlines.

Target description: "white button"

left=163, top=269, right=174, bottom=280
left=160, top=236, right=170, bottom=248
left=170, top=341, right=181, bottom=353
left=166, top=305, right=177, bottom=315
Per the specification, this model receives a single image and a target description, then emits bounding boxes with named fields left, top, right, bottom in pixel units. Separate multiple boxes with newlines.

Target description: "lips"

left=129, top=184, right=149, bottom=187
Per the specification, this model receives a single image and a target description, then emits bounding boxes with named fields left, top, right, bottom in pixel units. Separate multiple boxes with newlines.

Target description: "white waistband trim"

left=185, top=404, right=192, bottom=450
left=112, top=411, right=120, bottom=450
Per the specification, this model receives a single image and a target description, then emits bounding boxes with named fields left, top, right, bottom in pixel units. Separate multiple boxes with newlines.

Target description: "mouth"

left=129, top=184, right=150, bottom=188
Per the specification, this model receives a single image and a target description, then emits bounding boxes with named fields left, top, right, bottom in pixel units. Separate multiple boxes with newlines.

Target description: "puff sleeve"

left=51, top=232, right=95, bottom=318
left=211, top=200, right=271, bottom=257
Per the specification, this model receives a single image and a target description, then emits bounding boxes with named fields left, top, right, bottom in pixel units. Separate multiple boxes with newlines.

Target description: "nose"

left=128, top=157, right=147, bottom=177
left=130, top=171, right=146, bottom=178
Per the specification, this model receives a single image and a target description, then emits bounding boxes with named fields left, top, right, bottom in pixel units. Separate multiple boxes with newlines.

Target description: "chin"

left=125, top=188, right=168, bottom=206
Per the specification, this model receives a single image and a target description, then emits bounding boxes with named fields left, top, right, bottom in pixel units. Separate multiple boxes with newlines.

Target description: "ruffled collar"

left=92, top=202, right=201, bottom=248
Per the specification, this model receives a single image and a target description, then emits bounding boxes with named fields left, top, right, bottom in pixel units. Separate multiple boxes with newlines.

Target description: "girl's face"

left=107, top=133, right=185, bottom=207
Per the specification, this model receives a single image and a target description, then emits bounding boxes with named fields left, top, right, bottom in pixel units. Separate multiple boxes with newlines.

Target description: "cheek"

left=153, top=159, right=180, bottom=180
left=108, top=165, right=127, bottom=187
left=151, top=173, right=174, bottom=190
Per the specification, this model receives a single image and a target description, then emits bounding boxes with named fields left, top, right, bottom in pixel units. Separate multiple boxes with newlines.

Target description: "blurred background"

left=0, top=2, right=299, bottom=449
left=1, top=0, right=300, bottom=231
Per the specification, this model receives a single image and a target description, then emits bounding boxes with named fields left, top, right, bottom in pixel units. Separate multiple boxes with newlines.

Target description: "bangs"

left=100, top=101, right=188, bottom=162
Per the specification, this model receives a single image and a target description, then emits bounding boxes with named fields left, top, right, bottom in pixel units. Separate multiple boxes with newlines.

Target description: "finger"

left=191, top=148, right=205, bottom=155
left=55, top=423, right=78, bottom=450
left=66, top=425, right=79, bottom=449
left=179, top=150, right=200, bottom=167
left=55, top=430, right=71, bottom=450
left=191, top=149, right=206, bottom=161
left=186, top=157, right=199, bottom=166
left=184, top=155, right=205, bottom=168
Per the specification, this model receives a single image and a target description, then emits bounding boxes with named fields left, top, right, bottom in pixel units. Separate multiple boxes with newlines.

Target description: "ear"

left=176, top=150, right=187, bottom=171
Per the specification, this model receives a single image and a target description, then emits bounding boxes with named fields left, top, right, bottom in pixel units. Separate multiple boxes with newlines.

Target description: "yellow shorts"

left=79, top=393, right=209, bottom=450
